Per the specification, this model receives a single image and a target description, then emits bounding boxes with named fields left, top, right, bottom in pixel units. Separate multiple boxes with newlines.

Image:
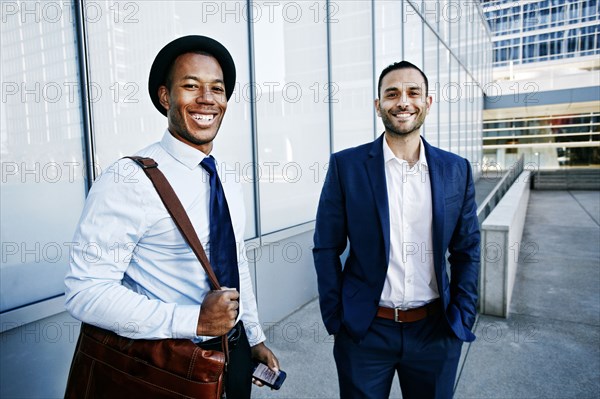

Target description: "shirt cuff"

left=171, top=305, right=201, bottom=339
left=243, top=320, right=266, bottom=347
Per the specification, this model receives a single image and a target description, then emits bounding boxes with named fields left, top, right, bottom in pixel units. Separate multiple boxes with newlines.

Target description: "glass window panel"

left=540, top=41, right=549, bottom=58
left=449, top=2, right=460, bottom=55
left=478, top=23, right=484, bottom=85
left=460, top=1, right=469, bottom=64
left=438, top=0, right=450, bottom=42
left=83, top=1, right=256, bottom=238
left=253, top=0, right=330, bottom=233
left=583, top=0, right=597, bottom=20
left=524, top=8, right=538, bottom=31
left=470, top=86, right=476, bottom=163
left=421, top=0, right=440, bottom=32
left=330, top=0, right=375, bottom=151
left=403, top=2, right=423, bottom=67
left=511, top=45, right=520, bottom=60
left=374, top=0, right=403, bottom=134
left=551, top=5, right=565, bottom=24
left=568, top=2, right=579, bottom=21
left=450, top=56, right=460, bottom=153
left=469, top=3, right=477, bottom=65
left=539, top=7, right=550, bottom=27
left=439, top=47, right=451, bottom=151
left=483, top=33, right=488, bottom=76
left=1, top=0, right=86, bottom=312
left=375, top=0, right=402, bottom=71
left=474, top=94, right=481, bottom=171
left=423, top=25, right=439, bottom=145
left=567, top=28, right=579, bottom=53
left=478, top=93, right=483, bottom=163
left=510, top=5, right=521, bottom=32
left=460, top=68, right=468, bottom=158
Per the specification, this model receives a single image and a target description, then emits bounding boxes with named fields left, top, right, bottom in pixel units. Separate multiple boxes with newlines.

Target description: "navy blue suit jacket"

left=313, top=135, right=480, bottom=343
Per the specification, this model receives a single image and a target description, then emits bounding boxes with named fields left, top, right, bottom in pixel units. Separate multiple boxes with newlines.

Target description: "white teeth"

left=193, top=114, right=214, bottom=121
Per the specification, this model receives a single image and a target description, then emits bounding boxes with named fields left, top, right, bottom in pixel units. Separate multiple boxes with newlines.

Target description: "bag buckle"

left=129, top=156, right=158, bottom=169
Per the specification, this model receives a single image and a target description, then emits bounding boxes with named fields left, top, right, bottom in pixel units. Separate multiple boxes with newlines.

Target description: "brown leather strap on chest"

left=124, top=156, right=230, bottom=364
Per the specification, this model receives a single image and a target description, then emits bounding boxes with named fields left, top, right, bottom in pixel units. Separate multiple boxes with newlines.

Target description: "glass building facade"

left=0, top=1, right=491, bottom=396
left=481, top=0, right=600, bottom=169
left=484, top=0, right=600, bottom=66
left=483, top=112, right=600, bottom=168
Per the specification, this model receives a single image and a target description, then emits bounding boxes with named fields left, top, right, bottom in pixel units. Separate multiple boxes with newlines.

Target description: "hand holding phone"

left=252, top=362, right=286, bottom=390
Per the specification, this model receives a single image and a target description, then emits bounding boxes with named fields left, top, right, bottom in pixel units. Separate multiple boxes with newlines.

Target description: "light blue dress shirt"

left=65, top=131, right=266, bottom=346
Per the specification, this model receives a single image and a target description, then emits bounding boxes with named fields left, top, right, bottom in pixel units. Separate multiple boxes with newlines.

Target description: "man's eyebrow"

left=180, top=75, right=225, bottom=84
left=383, top=84, right=422, bottom=93
left=404, top=83, right=422, bottom=90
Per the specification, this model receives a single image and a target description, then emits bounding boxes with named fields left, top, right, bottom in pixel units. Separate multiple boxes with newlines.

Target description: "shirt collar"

left=160, top=130, right=215, bottom=170
left=383, top=136, right=428, bottom=169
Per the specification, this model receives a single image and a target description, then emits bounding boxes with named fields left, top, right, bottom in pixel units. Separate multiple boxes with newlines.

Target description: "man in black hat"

left=65, top=35, right=279, bottom=398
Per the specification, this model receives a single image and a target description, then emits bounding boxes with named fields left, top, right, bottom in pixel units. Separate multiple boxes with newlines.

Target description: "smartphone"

left=252, top=362, right=286, bottom=390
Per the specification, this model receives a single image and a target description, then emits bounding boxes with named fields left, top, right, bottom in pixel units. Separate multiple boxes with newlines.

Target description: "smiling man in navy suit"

left=313, top=61, right=480, bottom=399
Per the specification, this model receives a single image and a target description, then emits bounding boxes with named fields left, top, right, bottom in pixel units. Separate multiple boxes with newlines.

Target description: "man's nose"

left=397, top=94, right=409, bottom=107
left=196, top=85, right=217, bottom=103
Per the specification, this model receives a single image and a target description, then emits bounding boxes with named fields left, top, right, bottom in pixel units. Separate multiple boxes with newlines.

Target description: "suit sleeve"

left=312, top=154, right=347, bottom=335
left=447, top=159, right=481, bottom=335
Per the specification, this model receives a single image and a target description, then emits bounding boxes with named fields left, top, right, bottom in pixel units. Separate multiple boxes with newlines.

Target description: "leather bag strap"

left=124, top=156, right=230, bottom=364
left=125, top=156, right=221, bottom=289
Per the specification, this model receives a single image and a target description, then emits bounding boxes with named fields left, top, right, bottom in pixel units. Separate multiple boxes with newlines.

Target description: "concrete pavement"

left=454, top=190, right=600, bottom=399
left=252, top=189, right=600, bottom=398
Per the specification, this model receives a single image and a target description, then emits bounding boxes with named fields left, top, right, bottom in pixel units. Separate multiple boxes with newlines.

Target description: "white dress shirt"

left=379, top=137, right=440, bottom=309
left=65, top=131, right=266, bottom=346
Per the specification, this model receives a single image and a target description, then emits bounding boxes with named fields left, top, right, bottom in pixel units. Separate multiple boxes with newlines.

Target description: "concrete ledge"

left=480, top=171, right=531, bottom=317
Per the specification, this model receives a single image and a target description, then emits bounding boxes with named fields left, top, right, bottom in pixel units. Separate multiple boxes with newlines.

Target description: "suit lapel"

left=365, top=135, right=390, bottom=264
left=423, top=139, right=446, bottom=281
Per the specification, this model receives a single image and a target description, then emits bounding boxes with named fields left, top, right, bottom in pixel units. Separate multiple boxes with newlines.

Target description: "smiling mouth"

left=392, top=112, right=414, bottom=120
left=191, top=113, right=215, bottom=122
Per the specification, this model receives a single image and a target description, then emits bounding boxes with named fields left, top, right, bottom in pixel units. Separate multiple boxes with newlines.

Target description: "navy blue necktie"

left=200, top=156, right=240, bottom=291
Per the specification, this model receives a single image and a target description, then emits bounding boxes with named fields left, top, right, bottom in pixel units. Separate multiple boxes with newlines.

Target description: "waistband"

left=376, top=299, right=441, bottom=323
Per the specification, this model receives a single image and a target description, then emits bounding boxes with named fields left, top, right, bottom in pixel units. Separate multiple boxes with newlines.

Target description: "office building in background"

left=482, top=0, right=599, bottom=169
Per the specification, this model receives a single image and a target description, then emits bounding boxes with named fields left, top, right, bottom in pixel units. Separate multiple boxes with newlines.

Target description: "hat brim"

left=148, top=35, right=236, bottom=116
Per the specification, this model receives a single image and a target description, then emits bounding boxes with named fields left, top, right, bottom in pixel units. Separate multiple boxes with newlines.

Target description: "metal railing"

left=476, top=154, right=525, bottom=225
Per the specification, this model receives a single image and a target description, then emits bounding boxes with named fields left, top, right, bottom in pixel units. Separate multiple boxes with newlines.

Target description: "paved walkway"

left=455, top=190, right=600, bottom=399
left=252, top=189, right=600, bottom=398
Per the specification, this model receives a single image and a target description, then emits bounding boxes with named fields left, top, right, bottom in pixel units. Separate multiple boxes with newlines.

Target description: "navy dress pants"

left=333, top=311, right=463, bottom=399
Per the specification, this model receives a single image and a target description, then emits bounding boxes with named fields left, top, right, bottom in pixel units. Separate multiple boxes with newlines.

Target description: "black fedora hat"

left=148, top=35, right=236, bottom=116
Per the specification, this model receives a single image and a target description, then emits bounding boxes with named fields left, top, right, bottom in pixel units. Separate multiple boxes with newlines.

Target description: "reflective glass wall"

left=483, top=0, right=600, bottom=66
left=0, top=1, right=492, bottom=396
left=481, top=0, right=599, bottom=170
left=1, top=1, right=86, bottom=315
left=483, top=112, right=600, bottom=168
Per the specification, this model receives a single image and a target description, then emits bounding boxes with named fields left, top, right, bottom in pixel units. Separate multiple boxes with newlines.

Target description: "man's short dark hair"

left=377, top=61, right=429, bottom=98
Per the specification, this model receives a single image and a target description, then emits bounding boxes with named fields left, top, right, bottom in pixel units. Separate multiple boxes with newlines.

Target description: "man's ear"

left=374, top=98, right=381, bottom=117
left=158, top=85, right=170, bottom=112
left=425, top=95, right=433, bottom=115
